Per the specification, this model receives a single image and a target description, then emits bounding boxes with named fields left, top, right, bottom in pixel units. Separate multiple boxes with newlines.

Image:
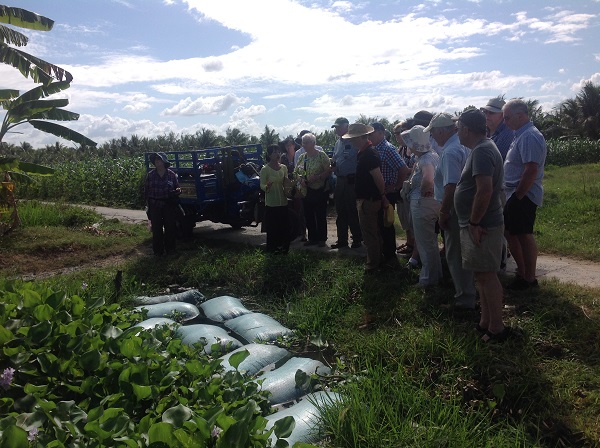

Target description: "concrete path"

left=91, top=205, right=600, bottom=289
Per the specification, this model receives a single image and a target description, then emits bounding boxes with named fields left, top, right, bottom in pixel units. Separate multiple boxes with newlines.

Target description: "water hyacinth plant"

left=0, top=280, right=296, bottom=447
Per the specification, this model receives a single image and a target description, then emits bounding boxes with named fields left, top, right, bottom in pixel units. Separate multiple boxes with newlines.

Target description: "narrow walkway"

left=91, top=206, right=600, bottom=289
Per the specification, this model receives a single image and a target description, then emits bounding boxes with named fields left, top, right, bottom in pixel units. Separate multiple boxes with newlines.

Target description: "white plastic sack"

left=134, top=302, right=200, bottom=322
left=200, top=295, right=252, bottom=322
left=176, top=324, right=242, bottom=354
left=224, top=313, right=294, bottom=342
left=134, top=289, right=204, bottom=305
left=265, top=391, right=342, bottom=446
left=258, top=357, right=330, bottom=405
left=219, top=344, right=290, bottom=375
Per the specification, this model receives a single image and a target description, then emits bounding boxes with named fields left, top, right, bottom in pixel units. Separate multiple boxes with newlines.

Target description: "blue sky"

left=2, top=0, right=600, bottom=147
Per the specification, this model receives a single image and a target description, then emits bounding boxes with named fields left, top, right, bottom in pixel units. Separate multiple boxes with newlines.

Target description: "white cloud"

left=161, top=93, right=247, bottom=116
left=230, top=105, right=267, bottom=120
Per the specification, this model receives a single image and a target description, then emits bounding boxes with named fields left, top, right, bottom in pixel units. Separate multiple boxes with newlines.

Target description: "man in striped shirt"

left=369, top=122, right=411, bottom=268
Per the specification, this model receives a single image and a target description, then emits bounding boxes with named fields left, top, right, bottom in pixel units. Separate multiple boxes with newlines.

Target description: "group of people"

left=258, top=96, right=547, bottom=343
left=145, top=95, right=547, bottom=344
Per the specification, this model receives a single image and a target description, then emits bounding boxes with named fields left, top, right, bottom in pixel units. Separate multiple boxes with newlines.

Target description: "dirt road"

left=92, top=205, right=600, bottom=289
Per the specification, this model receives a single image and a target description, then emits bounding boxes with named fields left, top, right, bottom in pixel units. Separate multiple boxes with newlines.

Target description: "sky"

left=2, top=0, right=600, bottom=148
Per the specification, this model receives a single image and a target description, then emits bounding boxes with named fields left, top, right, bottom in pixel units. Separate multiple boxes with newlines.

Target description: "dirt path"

left=91, top=205, right=600, bottom=289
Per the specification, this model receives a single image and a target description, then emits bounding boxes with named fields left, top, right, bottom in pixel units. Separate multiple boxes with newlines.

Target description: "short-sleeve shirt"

left=333, top=138, right=358, bottom=176
left=260, top=164, right=288, bottom=207
left=408, top=151, right=440, bottom=201
left=434, top=133, right=469, bottom=203
left=355, top=146, right=381, bottom=200
left=490, top=121, right=515, bottom=160
left=503, top=122, right=547, bottom=206
left=375, top=139, right=406, bottom=187
left=294, top=150, right=330, bottom=190
left=454, top=139, right=504, bottom=228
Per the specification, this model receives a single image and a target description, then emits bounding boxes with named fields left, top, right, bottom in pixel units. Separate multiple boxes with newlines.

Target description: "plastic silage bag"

left=176, top=324, right=242, bottom=354
left=134, top=289, right=204, bottom=305
left=134, top=302, right=200, bottom=322
left=199, top=295, right=253, bottom=322
left=133, top=317, right=177, bottom=330
left=265, top=391, right=342, bottom=447
left=219, top=343, right=290, bottom=375
left=258, top=357, right=330, bottom=405
left=224, top=313, right=294, bottom=342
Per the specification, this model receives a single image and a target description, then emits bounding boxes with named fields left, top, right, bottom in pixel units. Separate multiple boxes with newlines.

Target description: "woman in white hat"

left=401, top=126, right=442, bottom=288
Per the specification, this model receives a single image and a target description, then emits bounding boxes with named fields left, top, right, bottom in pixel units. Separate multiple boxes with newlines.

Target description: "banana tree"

left=1, top=4, right=72, bottom=85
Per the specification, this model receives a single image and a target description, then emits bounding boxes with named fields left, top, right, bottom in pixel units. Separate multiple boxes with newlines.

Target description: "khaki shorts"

left=460, top=225, right=503, bottom=272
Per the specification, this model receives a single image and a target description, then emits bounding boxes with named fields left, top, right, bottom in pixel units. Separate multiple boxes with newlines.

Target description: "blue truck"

left=145, top=144, right=264, bottom=235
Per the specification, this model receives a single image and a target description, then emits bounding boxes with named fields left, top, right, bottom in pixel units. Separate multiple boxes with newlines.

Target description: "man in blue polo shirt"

left=502, top=99, right=547, bottom=290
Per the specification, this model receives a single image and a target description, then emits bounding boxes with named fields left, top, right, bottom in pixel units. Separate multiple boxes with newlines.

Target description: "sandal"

left=475, top=324, right=487, bottom=334
left=396, top=243, right=413, bottom=255
left=481, top=326, right=516, bottom=343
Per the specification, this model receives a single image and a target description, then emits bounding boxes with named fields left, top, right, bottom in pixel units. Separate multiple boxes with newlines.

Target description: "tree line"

left=2, top=81, right=600, bottom=168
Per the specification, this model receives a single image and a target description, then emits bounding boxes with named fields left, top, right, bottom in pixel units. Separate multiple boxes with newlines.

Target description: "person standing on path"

left=454, top=109, right=509, bottom=342
left=343, top=123, right=388, bottom=273
left=502, top=99, right=547, bottom=290
left=330, top=117, right=362, bottom=249
left=144, top=152, right=181, bottom=256
left=260, top=145, right=290, bottom=254
left=294, top=133, right=331, bottom=247
left=426, top=113, right=476, bottom=309
left=370, top=122, right=410, bottom=267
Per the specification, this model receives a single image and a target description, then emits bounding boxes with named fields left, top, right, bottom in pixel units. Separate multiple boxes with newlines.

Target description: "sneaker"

left=407, top=257, right=421, bottom=269
left=351, top=241, right=362, bottom=249
left=330, top=242, right=348, bottom=249
left=317, top=241, right=327, bottom=247
left=303, top=240, right=318, bottom=246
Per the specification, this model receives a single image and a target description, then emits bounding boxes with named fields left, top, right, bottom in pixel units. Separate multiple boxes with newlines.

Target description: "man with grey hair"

left=481, top=96, right=514, bottom=160
left=426, top=112, right=475, bottom=310
left=502, top=99, right=547, bottom=290
left=454, top=109, right=509, bottom=342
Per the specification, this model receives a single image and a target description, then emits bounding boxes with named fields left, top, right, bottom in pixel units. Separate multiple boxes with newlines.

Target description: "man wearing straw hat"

left=342, top=123, right=388, bottom=273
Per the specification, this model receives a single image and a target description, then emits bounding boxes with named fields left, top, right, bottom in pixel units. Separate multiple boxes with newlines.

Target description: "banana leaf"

left=29, top=120, right=97, bottom=147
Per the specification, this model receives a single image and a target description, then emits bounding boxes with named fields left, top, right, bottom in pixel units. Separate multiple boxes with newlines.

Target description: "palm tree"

left=224, top=127, right=250, bottom=146
left=259, top=125, right=279, bottom=147
left=195, top=128, right=218, bottom=149
left=576, top=81, right=600, bottom=139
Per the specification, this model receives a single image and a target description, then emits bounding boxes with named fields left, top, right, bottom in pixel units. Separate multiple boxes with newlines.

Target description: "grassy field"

left=1, top=163, right=600, bottom=447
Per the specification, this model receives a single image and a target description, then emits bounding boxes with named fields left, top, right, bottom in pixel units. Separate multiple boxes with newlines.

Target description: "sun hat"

left=341, top=123, right=375, bottom=139
left=481, top=97, right=506, bottom=114
left=423, top=112, right=455, bottom=132
left=457, top=109, right=487, bottom=134
left=331, top=117, right=350, bottom=128
left=400, top=125, right=431, bottom=153
left=150, top=152, right=170, bottom=167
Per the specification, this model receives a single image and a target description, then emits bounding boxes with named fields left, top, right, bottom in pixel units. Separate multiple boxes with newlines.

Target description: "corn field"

left=16, top=139, right=600, bottom=208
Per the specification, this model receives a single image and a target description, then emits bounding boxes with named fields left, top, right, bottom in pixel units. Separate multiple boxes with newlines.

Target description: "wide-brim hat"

left=342, top=123, right=374, bottom=139
left=423, top=112, right=455, bottom=132
left=400, top=125, right=432, bottom=153
left=481, top=97, right=506, bottom=114
left=149, top=152, right=170, bottom=167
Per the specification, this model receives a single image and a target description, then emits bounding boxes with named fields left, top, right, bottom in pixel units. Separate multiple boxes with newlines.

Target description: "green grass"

left=536, top=163, right=600, bottom=261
